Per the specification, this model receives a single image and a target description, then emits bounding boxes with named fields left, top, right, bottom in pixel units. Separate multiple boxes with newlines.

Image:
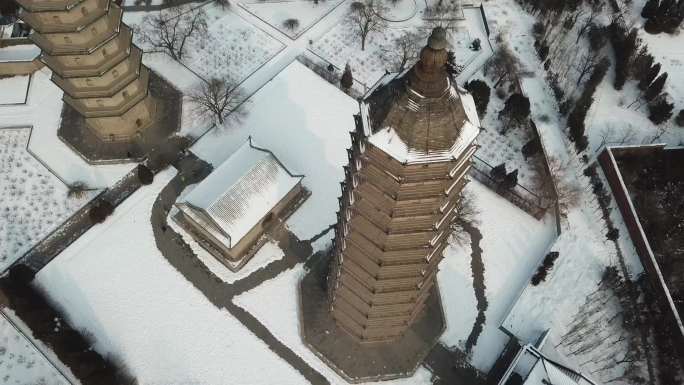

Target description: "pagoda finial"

left=427, top=27, right=448, bottom=51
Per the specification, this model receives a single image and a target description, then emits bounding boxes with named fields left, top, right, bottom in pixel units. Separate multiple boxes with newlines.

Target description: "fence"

left=469, top=155, right=548, bottom=219
left=597, top=145, right=684, bottom=352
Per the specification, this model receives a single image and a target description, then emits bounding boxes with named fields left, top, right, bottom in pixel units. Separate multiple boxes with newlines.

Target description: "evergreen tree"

left=644, top=72, right=668, bottom=102
left=609, top=24, right=640, bottom=90
left=464, top=79, right=491, bottom=118
left=446, top=50, right=461, bottom=78
left=568, top=96, right=592, bottom=143
left=642, top=0, right=660, bottom=19
left=521, top=136, right=542, bottom=159
left=676, top=109, right=684, bottom=127
left=499, top=93, right=530, bottom=133
left=340, top=64, right=353, bottom=91
left=648, top=97, right=674, bottom=124
left=639, top=62, right=661, bottom=91
left=490, top=163, right=506, bottom=183
left=137, top=164, right=154, bottom=185
left=502, top=169, right=519, bottom=190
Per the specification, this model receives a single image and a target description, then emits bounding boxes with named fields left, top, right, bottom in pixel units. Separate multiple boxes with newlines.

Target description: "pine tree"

left=648, top=97, right=674, bottom=124
left=502, top=169, right=519, bottom=190
left=499, top=93, right=531, bottom=133
left=340, top=64, right=353, bottom=91
left=490, top=163, right=506, bottom=182
left=638, top=62, right=661, bottom=91
left=522, top=137, right=542, bottom=159
left=644, top=72, right=668, bottom=102
left=642, top=0, right=660, bottom=19
left=676, top=109, right=684, bottom=126
left=464, top=79, right=491, bottom=118
left=446, top=50, right=460, bottom=78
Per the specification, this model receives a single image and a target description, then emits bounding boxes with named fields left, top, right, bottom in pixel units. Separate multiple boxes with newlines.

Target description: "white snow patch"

left=35, top=168, right=306, bottom=385
left=234, top=264, right=434, bottom=385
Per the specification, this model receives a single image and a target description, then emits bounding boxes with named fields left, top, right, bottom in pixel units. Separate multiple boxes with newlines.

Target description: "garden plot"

left=0, top=312, right=70, bottom=385
left=235, top=264, right=435, bottom=385
left=0, top=75, right=29, bottom=105
left=184, top=8, right=285, bottom=84
left=311, top=4, right=490, bottom=91
left=474, top=75, right=543, bottom=191
left=240, top=0, right=346, bottom=39
left=0, top=128, right=97, bottom=273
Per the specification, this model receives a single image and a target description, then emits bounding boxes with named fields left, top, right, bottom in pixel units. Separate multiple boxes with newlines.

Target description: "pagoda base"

left=57, top=70, right=182, bottom=164
left=300, top=264, right=445, bottom=383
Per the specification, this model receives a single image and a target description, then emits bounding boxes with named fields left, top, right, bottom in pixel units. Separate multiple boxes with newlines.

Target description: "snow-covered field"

left=192, top=61, right=358, bottom=240
left=0, top=127, right=97, bottom=273
left=311, top=4, right=490, bottom=90
left=35, top=168, right=307, bottom=385
left=240, top=0, right=346, bottom=38
left=0, top=74, right=30, bottom=105
left=0, top=311, right=70, bottom=385
left=235, top=264, right=435, bottom=385
left=184, top=6, right=285, bottom=83
left=438, top=180, right=556, bottom=372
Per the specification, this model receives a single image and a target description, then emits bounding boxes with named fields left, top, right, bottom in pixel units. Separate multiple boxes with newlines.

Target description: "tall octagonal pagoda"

left=328, top=27, right=481, bottom=343
left=15, top=0, right=156, bottom=142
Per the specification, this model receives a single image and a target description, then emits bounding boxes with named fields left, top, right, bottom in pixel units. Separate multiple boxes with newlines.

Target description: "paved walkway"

left=150, top=155, right=329, bottom=385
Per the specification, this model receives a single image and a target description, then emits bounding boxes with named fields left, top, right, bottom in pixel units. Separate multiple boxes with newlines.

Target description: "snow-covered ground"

left=192, top=61, right=358, bottom=240
left=0, top=311, right=71, bottom=385
left=438, top=180, right=556, bottom=372
left=34, top=168, right=307, bottom=385
left=235, top=264, right=435, bottom=385
left=0, top=127, right=97, bottom=273
left=240, top=0, right=346, bottom=39
left=169, top=208, right=285, bottom=284
left=0, top=74, right=30, bottom=105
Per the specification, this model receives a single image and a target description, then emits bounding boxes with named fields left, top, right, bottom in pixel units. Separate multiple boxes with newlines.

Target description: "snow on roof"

left=0, top=43, right=40, bottom=62
left=503, top=345, right=600, bottom=385
left=191, top=61, right=358, bottom=241
left=182, top=139, right=302, bottom=247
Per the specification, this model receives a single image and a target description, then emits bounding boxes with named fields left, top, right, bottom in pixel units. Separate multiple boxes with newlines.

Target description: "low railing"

left=469, top=155, right=549, bottom=219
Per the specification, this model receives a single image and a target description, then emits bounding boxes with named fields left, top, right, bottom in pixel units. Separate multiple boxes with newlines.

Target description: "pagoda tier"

left=17, top=0, right=156, bottom=141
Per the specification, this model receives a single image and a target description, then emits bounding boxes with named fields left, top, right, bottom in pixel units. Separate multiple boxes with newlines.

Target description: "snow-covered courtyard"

left=0, top=127, right=97, bottom=273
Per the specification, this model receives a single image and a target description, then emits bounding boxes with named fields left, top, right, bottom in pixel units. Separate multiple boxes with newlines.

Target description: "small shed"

left=174, top=138, right=306, bottom=271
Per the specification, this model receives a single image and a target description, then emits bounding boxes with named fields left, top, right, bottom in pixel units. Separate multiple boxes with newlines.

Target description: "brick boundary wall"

left=597, top=146, right=684, bottom=353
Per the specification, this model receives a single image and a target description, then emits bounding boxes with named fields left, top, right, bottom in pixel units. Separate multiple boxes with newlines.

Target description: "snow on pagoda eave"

left=367, top=119, right=479, bottom=165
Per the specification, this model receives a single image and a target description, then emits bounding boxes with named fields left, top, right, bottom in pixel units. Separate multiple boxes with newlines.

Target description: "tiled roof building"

left=174, top=139, right=306, bottom=271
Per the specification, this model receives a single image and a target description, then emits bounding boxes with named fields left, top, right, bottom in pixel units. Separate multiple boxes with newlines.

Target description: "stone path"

left=462, top=222, right=488, bottom=354
left=150, top=155, right=329, bottom=385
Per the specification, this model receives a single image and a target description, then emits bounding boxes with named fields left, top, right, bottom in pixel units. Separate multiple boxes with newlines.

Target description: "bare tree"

left=138, top=6, right=208, bottom=61
left=448, top=190, right=479, bottom=245
left=483, top=42, right=520, bottom=88
left=575, top=52, right=599, bottom=86
left=188, top=78, right=241, bottom=125
left=576, top=3, right=602, bottom=43
left=380, top=30, right=421, bottom=71
left=348, top=0, right=387, bottom=51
